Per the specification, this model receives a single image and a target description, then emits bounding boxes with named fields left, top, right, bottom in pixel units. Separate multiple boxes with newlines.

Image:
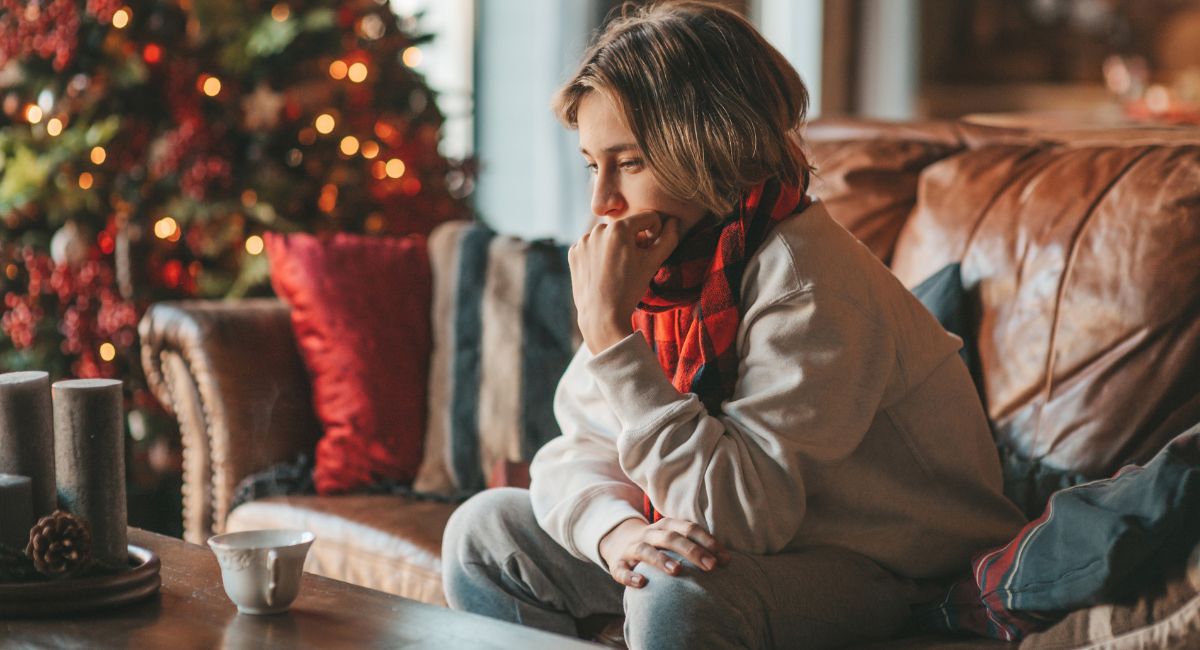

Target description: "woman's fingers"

left=601, top=211, right=663, bottom=248
left=605, top=519, right=731, bottom=589
left=629, top=541, right=679, bottom=577
left=614, top=210, right=663, bottom=233
left=610, top=559, right=645, bottom=588
left=648, top=216, right=680, bottom=256
left=667, top=520, right=731, bottom=565
left=647, top=529, right=716, bottom=571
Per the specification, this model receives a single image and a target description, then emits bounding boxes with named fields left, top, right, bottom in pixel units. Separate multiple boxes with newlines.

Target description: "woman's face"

left=576, top=92, right=709, bottom=233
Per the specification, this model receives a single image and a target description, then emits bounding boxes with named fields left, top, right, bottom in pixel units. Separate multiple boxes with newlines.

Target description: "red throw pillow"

left=265, top=232, right=431, bottom=494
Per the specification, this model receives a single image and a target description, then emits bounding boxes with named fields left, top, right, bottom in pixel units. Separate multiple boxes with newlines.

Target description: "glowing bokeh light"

left=385, top=158, right=406, bottom=178
left=112, top=8, right=130, bottom=29
left=154, top=216, right=179, bottom=240
left=315, top=113, right=335, bottom=134
left=245, top=235, right=265, bottom=255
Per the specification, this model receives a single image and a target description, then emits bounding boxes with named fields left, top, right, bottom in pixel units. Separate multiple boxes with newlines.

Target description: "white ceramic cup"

left=208, top=529, right=315, bottom=615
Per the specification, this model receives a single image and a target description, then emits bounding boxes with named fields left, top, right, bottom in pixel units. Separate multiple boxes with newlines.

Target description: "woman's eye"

left=619, top=159, right=643, bottom=170
left=585, top=163, right=598, bottom=175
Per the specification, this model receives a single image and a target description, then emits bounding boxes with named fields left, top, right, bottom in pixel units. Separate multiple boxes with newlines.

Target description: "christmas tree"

left=0, top=0, right=472, bottom=531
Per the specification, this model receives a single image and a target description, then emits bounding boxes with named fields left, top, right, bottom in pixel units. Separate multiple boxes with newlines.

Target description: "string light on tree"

left=385, top=158, right=405, bottom=178
left=318, top=184, right=338, bottom=212
left=78, top=173, right=94, bottom=190
left=329, top=60, right=348, bottom=80
left=339, top=136, right=359, bottom=156
left=153, top=217, right=179, bottom=240
left=112, top=7, right=130, bottom=29
left=360, top=140, right=380, bottom=159
left=348, top=62, right=368, bottom=83
left=99, top=343, right=116, bottom=362
left=200, top=75, right=222, bottom=97
left=244, top=235, right=264, bottom=255
left=314, top=113, right=335, bottom=134
left=90, top=147, right=106, bottom=165
left=271, top=3, right=290, bottom=21
left=47, top=118, right=63, bottom=136
left=358, top=14, right=385, bottom=40
left=374, top=120, right=396, bottom=143
left=25, top=105, right=43, bottom=124
left=143, top=44, right=162, bottom=64
left=402, top=46, right=422, bottom=67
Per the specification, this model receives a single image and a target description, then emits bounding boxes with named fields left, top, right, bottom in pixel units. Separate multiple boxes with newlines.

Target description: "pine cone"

left=25, top=510, right=93, bottom=579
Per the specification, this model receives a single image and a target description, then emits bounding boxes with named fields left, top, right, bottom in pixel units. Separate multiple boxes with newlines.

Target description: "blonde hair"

left=553, top=1, right=813, bottom=215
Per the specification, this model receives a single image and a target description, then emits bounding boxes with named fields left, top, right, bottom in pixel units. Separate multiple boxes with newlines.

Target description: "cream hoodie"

left=529, top=201, right=1027, bottom=580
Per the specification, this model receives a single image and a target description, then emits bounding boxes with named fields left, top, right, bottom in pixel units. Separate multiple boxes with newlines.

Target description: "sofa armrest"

left=139, top=299, right=322, bottom=543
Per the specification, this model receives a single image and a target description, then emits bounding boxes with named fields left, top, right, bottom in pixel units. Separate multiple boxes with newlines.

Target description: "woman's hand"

left=598, top=517, right=731, bottom=588
left=568, top=211, right=680, bottom=354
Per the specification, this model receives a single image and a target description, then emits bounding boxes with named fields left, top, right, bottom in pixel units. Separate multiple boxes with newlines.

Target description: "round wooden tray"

left=0, top=544, right=161, bottom=617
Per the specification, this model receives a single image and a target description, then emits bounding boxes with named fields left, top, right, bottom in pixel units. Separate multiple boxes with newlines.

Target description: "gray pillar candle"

left=53, top=378, right=127, bottom=568
left=0, top=371, right=56, bottom=519
left=0, top=474, right=33, bottom=552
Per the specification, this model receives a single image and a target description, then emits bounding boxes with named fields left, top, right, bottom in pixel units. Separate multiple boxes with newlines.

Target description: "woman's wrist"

left=583, top=316, right=633, bottom=355
left=599, top=518, right=646, bottom=568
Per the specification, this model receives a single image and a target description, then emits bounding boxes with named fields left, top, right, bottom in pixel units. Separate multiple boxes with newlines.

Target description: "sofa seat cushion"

left=225, top=494, right=457, bottom=605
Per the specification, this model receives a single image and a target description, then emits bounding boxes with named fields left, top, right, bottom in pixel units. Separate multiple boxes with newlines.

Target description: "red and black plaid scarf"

left=632, top=176, right=811, bottom=522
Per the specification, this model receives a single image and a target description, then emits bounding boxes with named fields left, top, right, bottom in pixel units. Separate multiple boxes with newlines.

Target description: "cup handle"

left=266, top=549, right=279, bottom=607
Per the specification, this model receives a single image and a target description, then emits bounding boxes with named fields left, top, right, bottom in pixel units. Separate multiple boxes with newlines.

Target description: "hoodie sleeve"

left=529, top=346, right=646, bottom=568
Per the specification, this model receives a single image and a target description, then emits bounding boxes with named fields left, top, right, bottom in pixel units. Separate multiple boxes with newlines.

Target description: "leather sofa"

left=139, top=117, right=1200, bottom=645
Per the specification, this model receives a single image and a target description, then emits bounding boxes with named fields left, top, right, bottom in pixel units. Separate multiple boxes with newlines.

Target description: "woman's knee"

left=623, top=554, right=768, bottom=649
left=441, top=488, right=535, bottom=611
left=442, top=487, right=534, bottom=565
left=624, top=565, right=749, bottom=648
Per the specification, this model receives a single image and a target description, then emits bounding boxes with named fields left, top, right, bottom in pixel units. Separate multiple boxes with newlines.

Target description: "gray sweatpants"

left=441, top=488, right=927, bottom=649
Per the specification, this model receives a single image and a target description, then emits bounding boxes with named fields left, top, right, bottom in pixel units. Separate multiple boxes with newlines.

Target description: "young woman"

left=442, top=3, right=1026, bottom=648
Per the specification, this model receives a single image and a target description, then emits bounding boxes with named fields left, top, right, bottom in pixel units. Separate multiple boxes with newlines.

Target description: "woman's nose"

left=590, top=171, right=625, bottom=217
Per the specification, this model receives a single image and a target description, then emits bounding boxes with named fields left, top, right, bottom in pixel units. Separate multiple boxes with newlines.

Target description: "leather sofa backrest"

left=890, top=139, right=1200, bottom=480
left=805, top=119, right=966, bottom=264
left=805, top=118, right=1200, bottom=508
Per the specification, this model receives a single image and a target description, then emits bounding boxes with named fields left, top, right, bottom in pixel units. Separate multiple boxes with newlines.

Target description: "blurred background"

left=2, top=0, right=1198, bottom=537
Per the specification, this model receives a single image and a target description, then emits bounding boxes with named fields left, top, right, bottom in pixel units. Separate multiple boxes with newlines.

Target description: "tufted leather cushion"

left=891, top=142, right=1200, bottom=484
left=808, top=138, right=963, bottom=263
left=225, top=494, right=457, bottom=605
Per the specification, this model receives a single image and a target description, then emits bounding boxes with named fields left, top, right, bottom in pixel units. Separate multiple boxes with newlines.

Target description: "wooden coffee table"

left=1, top=528, right=599, bottom=648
